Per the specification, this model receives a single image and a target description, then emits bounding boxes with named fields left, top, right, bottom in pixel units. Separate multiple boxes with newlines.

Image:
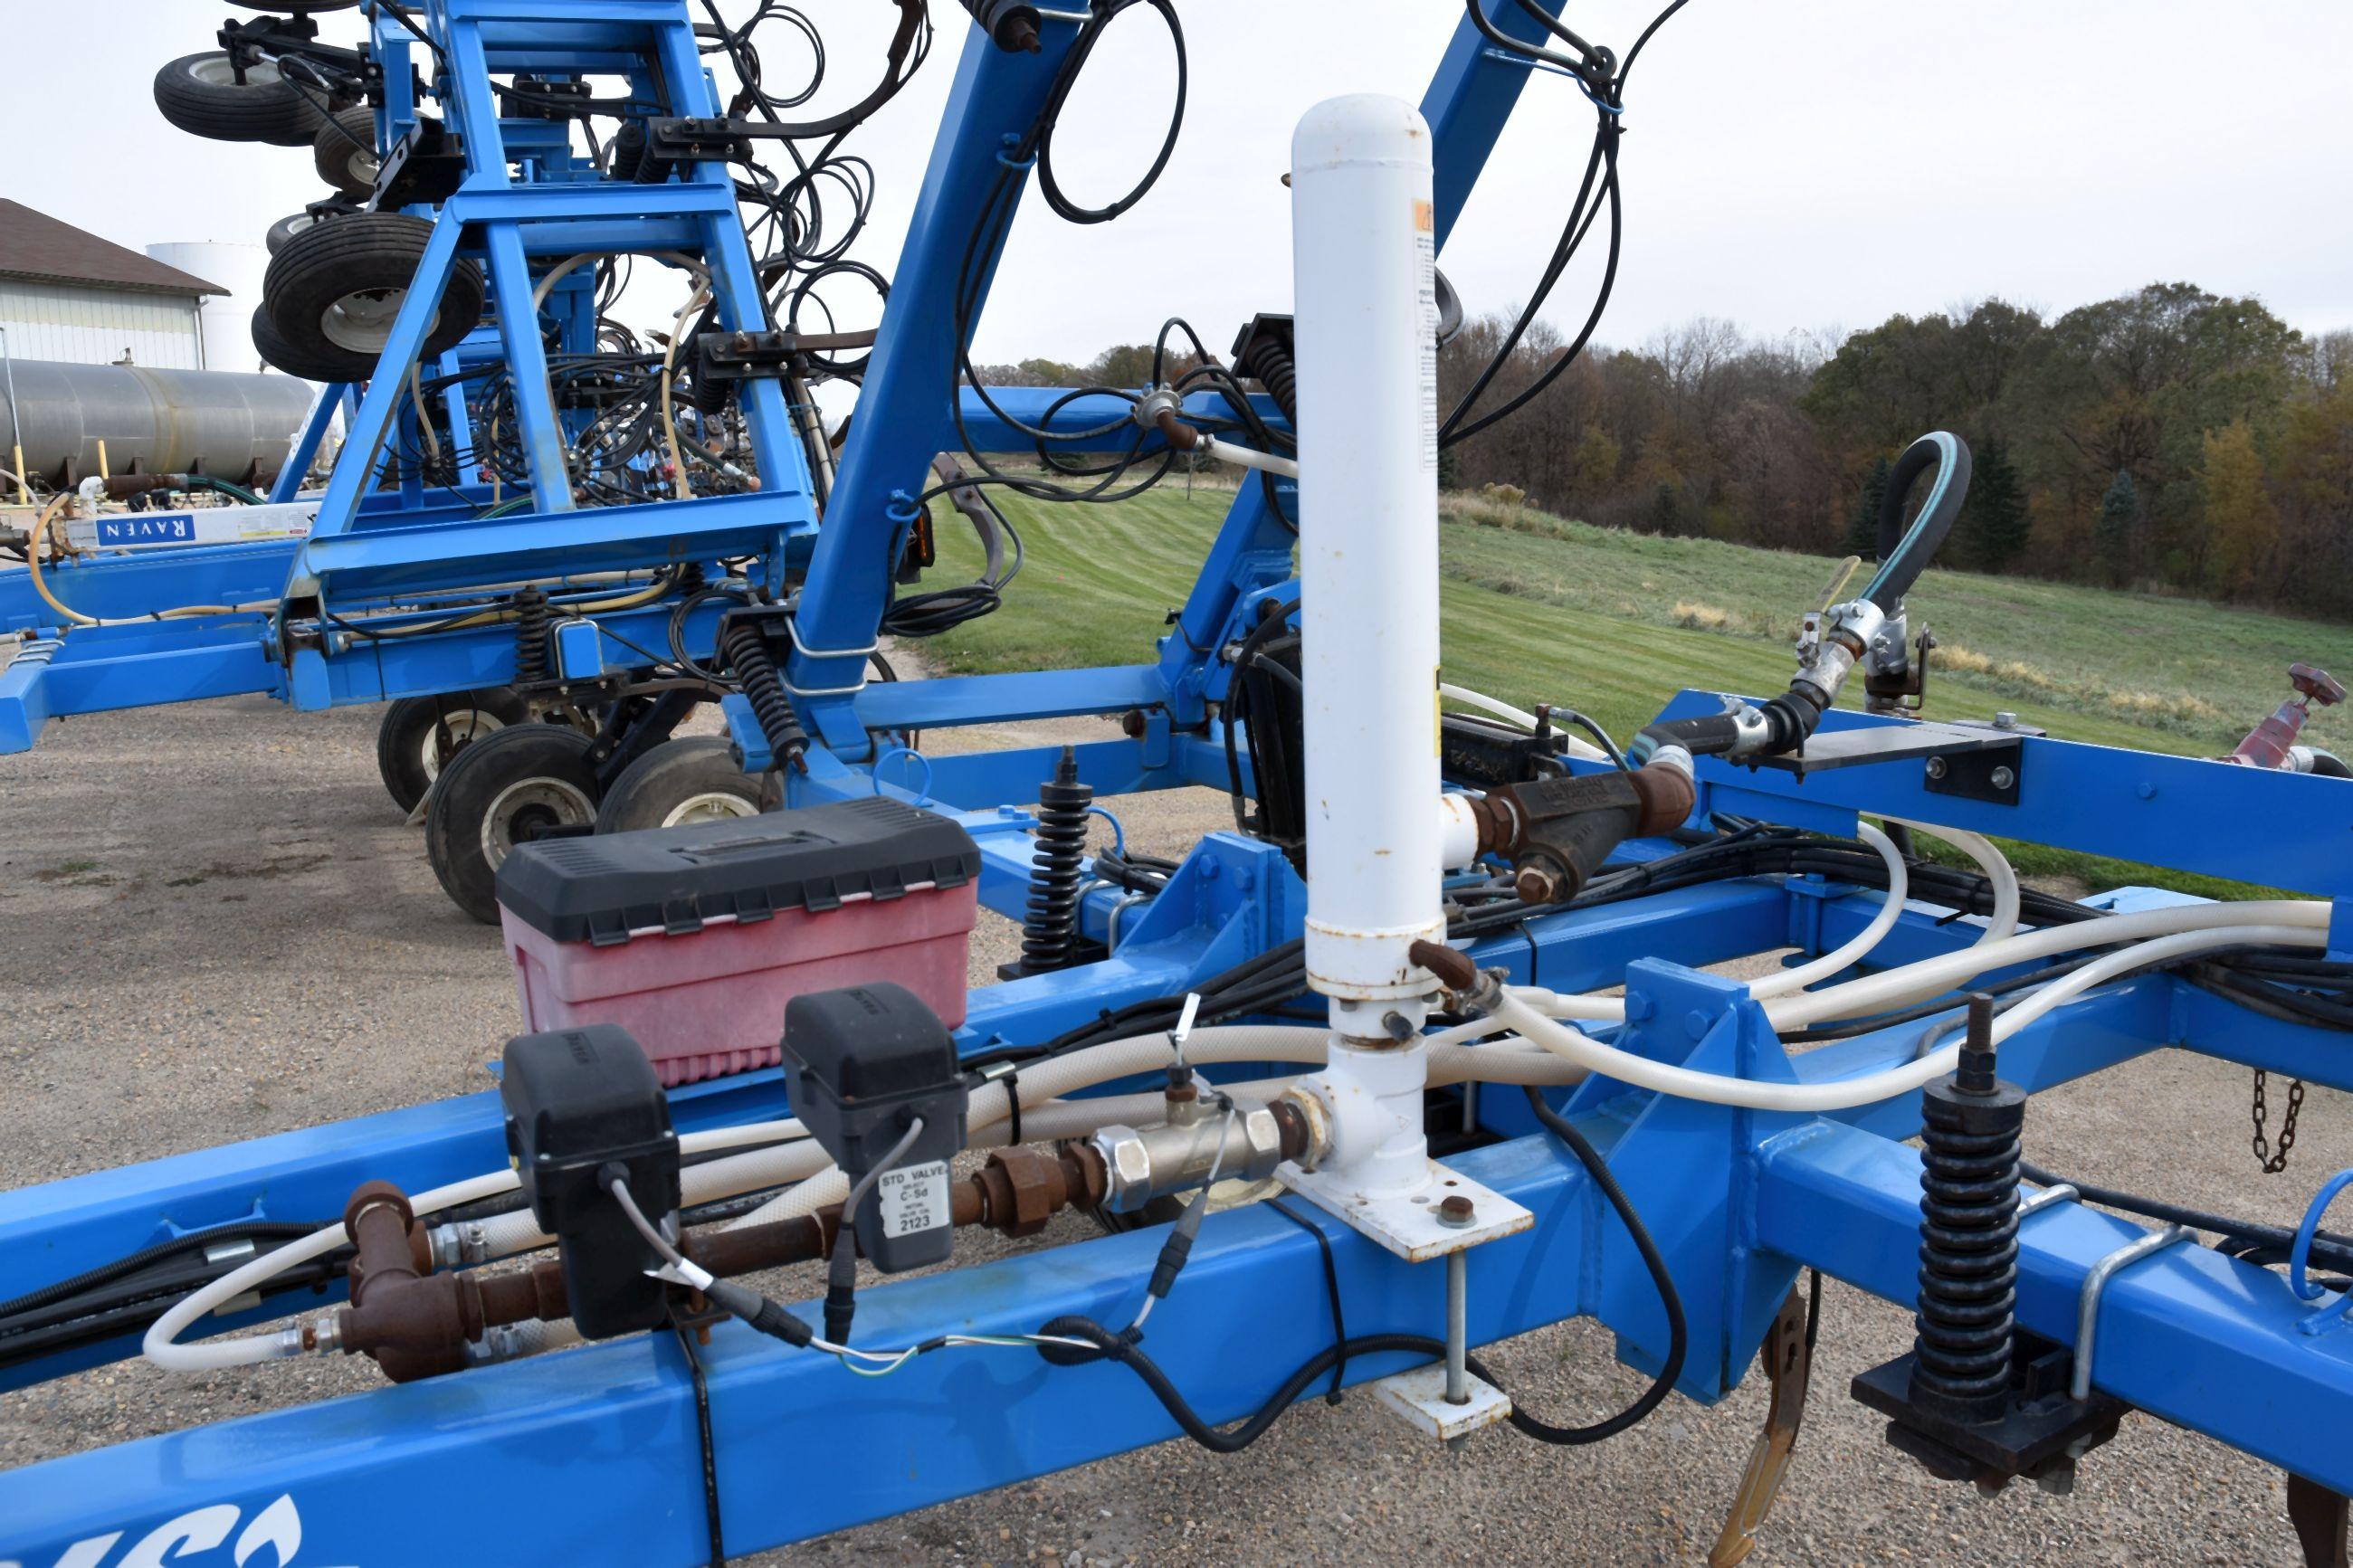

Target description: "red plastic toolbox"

left=493, top=798, right=981, bottom=1086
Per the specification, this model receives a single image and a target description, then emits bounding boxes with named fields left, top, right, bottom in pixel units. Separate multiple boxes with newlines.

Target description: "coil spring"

left=721, top=619, right=805, bottom=769
left=1912, top=1087, right=2023, bottom=1415
left=1017, top=747, right=1091, bottom=974
left=512, top=587, right=551, bottom=686
left=609, top=121, right=648, bottom=182
left=1244, top=340, right=1299, bottom=426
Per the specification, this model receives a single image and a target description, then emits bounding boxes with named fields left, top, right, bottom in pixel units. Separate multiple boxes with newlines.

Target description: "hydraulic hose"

left=1633, top=432, right=1973, bottom=768
left=1427, top=818, right=1932, bottom=1032
left=1862, top=432, right=1971, bottom=614
left=182, top=474, right=265, bottom=506
left=1891, top=819, right=2020, bottom=945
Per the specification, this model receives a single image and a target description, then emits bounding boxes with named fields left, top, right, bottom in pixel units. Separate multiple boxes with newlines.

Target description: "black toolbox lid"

left=495, top=796, right=981, bottom=947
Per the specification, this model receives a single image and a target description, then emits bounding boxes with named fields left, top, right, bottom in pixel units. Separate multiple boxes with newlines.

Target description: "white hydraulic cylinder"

left=1293, top=93, right=1445, bottom=1032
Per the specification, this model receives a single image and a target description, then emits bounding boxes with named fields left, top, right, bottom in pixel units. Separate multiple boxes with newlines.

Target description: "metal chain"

left=2252, top=1069, right=2307, bottom=1174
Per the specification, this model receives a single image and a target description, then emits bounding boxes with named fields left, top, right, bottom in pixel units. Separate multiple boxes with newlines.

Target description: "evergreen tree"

left=2094, top=468, right=2139, bottom=584
left=1844, top=455, right=1891, bottom=558
left=1965, top=436, right=2029, bottom=571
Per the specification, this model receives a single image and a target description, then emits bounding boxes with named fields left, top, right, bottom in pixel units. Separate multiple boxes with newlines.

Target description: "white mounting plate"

left=1275, top=1159, right=1530, bottom=1262
left=1370, top=1364, right=1514, bottom=1442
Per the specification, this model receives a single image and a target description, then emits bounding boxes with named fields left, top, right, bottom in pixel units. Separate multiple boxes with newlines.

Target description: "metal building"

left=0, top=201, right=224, bottom=370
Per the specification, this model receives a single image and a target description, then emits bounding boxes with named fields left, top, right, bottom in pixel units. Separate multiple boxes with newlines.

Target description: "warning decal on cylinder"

left=876, top=1160, right=951, bottom=1236
left=1415, top=200, right=1438, bottom=473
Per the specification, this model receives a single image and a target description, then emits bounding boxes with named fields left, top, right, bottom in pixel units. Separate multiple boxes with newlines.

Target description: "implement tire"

left=153, top=52, right=328, bottom=147
left=262, top=212, right=484, bottom=382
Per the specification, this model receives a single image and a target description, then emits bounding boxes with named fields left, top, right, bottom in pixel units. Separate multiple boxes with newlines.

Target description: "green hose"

left=181, top=474, right=266, bottom=506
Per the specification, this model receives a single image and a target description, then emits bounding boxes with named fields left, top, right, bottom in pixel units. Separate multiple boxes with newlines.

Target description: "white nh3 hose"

left=1488, top=911, right=2326, bottom=1113
left=1745, top=822, right=1910, bottom=998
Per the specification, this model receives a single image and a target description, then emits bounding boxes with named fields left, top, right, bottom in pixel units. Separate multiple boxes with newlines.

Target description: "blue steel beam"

left=946, top=387, right=1285, bottom=454
left=16, top=1070, right=2346, bottom=1563
left=1653, top=689, right=2353, bottom=896
left=851, top=664, right=1170, bottom=733
left=0, top=1136, right=1606, bottom=1564
left=787, top=17, right=1100, bottom=742
left=1, top=627, right=282, bottom=751
left=293, top=489, right=812, bottom=603
left=1757, top=1119, right=2353, bottom=1493
left=0, top=639, right=59, bottom=752
left=0, top=489, right=502, bottom=633
left=267, top=385, right=343, bottom=505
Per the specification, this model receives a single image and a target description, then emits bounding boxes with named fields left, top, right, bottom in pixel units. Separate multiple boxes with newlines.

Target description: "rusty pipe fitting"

left=345, top=1152, right=1120, bottom=1383
left=1153, top=406, right=1202, bottom=453
left=1481, top=760, right=1697, bottom=905
left=337, top=1182, right=482, bottom=1383
left=1408, top=938, right=1479, bottom=993
left=970, top=1144, right=1108, bottom=1239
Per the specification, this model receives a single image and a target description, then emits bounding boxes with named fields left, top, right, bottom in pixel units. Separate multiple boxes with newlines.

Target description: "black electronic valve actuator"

left=781, top=984, right=970, bottom=1274
left=500, top=1023, right=681, bottom=1340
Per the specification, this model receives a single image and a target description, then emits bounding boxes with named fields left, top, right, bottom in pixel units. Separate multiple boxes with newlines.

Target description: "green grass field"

left=925, top=481, right=2353, bottom=895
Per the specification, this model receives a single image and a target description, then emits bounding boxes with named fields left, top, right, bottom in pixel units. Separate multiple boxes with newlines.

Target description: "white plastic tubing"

left=141, top=1027, right=1582, bottom=1371
left=1488, top=906, right=2328, bottom=1113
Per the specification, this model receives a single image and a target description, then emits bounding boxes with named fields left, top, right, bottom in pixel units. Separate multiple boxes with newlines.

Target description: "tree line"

left=982, top=282, right=2353, bottom=616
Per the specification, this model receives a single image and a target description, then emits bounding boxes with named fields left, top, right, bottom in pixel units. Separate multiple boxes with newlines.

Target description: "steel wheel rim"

left=190, top=56, right=284, bottom=90
left=321, top=287, right=407, bottom=353
left=418, top=708, right=501, bottom=784
left=481, top=775, right=594, bottom=869
left=658, top=791, right=759, bottom=828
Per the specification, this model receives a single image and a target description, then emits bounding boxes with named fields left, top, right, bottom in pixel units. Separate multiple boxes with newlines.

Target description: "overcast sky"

left=14, top=1, right=2352, bottom=368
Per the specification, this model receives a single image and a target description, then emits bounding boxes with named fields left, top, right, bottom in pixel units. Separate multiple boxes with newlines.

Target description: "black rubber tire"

left=153, top=52, right=328, bottom=147
left=262, top=212, right=485, bottom=381
left=425, top=724, right=599, bottom=925
left=264, top=210, right=329, bottom=256
left=249, top=302, right=351, bottom=381
left=595, top=736, right=763, bottom=834
left=312, top=106, right=379, bottom=197
left=376, top=687, right=532, bottom=814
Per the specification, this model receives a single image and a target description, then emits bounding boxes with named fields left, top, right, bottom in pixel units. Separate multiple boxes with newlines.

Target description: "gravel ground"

left=0, top=681, right=2346, bottom=1566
